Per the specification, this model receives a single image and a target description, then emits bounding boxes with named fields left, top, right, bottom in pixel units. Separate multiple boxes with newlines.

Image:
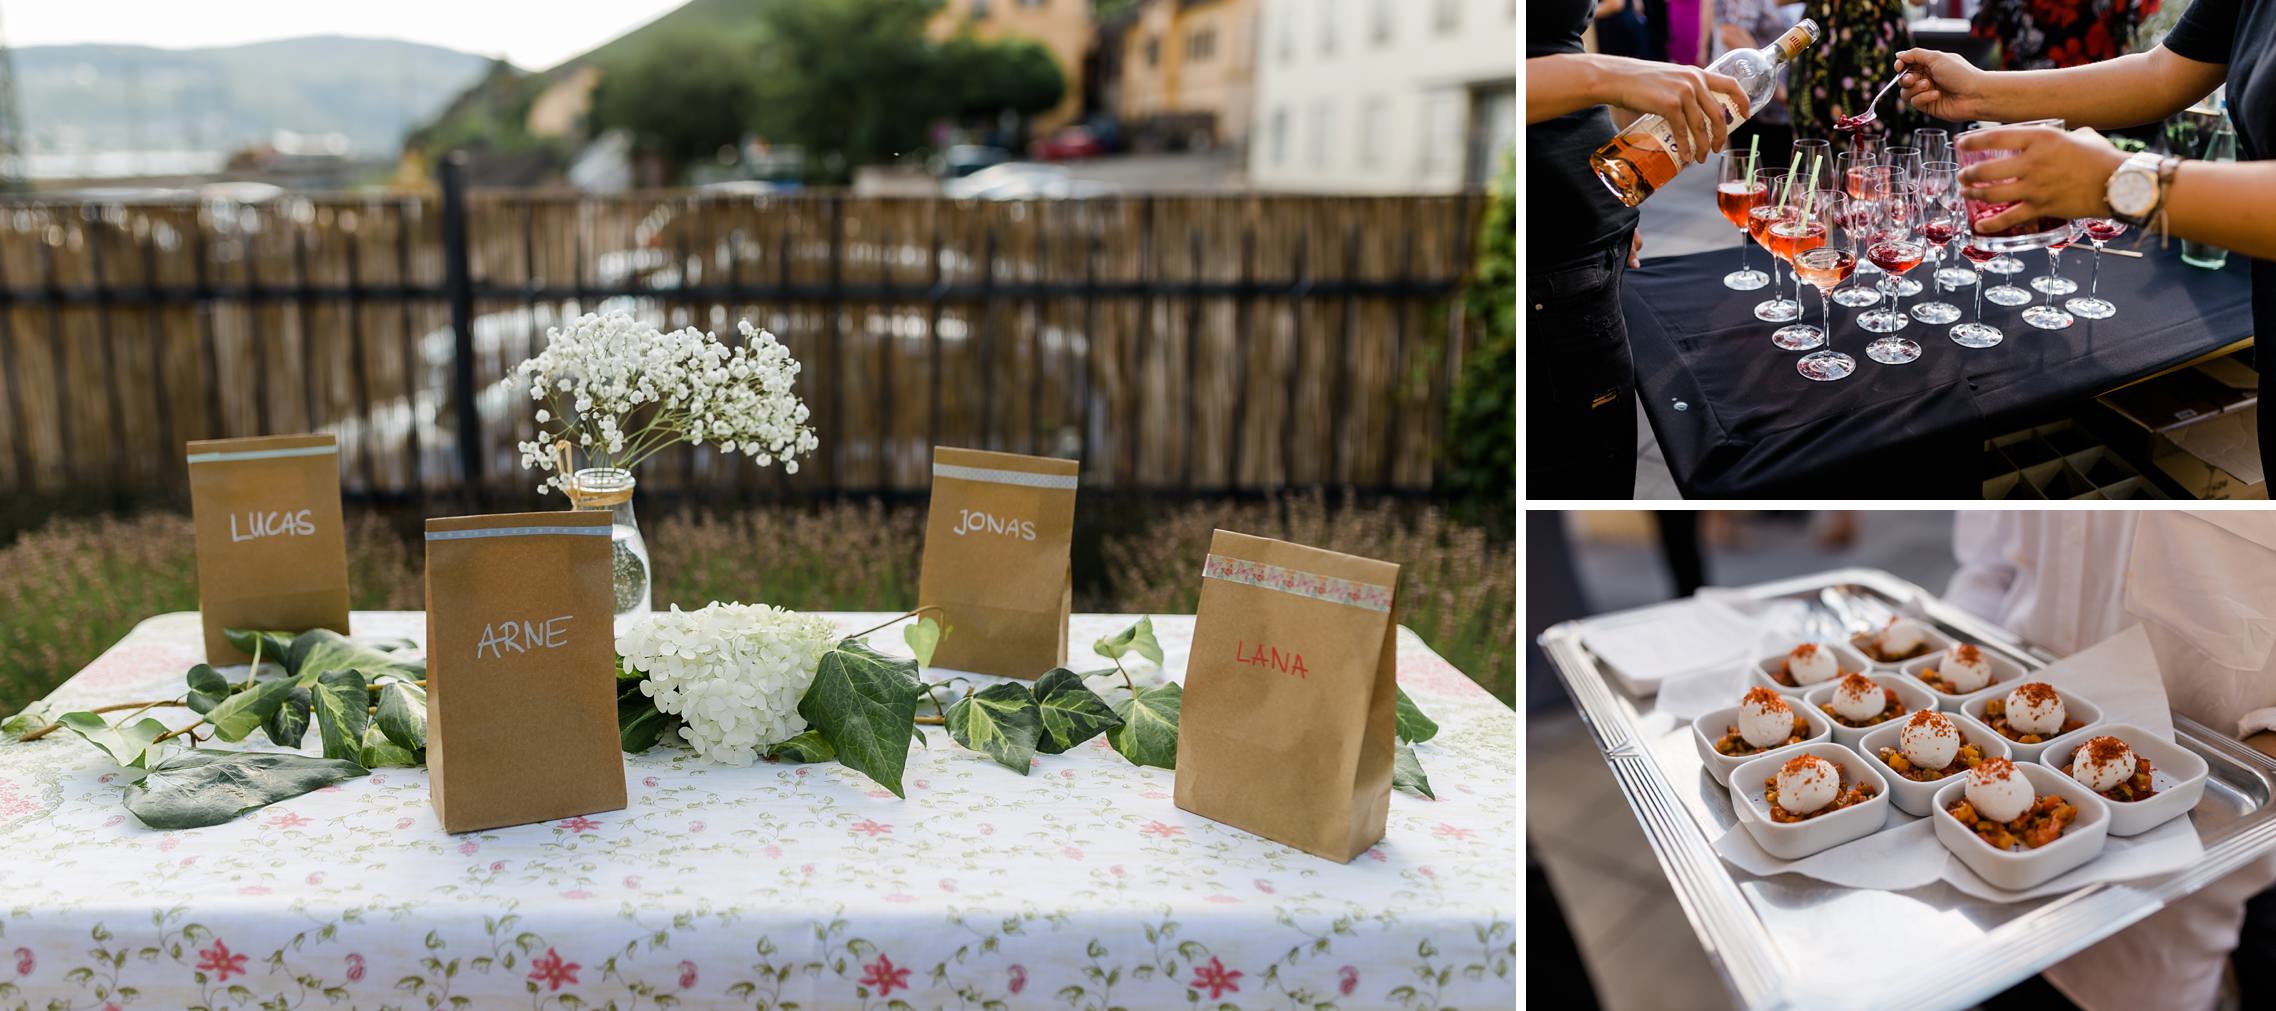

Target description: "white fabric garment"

left=1946, top=511, right=2276, bottom=1011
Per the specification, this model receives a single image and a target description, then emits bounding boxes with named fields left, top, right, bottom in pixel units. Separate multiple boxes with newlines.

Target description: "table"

left=1623, top=241, right=2258, bottom=498
left=0, top=612, right=1515, bottom=1008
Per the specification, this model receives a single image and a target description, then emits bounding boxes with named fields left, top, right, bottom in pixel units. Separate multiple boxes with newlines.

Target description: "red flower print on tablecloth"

left=0, top=777, right=36, bottom=820
left=643, top=776, right=659, bottom=787
left=1338, top=965, right=1359, bottom=996
left=561, top=890, right=594, bottom=900
left=1008, top=964, right=1028, bottom=994
left=1189, top=956, right=1242, bottom=999
left=196, top=940, right=248, bottom=981
left=558, top=816, right=602, bottom=834
left=237, top=886, right=271, bottom=896
left=764, top=844, right=782, bottom=858
left=1063, top=846, right=1083, bottom=860
left=1433, top=823, right=1472, bottom=841
left=264, top=812, right=309, bottom=830
left=677, top=960, right=698, bottom=989
left=1141, top=820, right=1184, bottom=839
left=345, top=954, right=366, bottom=982
left=157, top=835, right=178, bottom=852
left=939, top=878, right=957, bottom=893
left=458, top=841, right=479, bottom=856
left=858, top=953, right=910, bottom=996
left=305, top=872, right=325, bottom=886
left=851, top=818, right=892, bottom=837
left=394, top=817, right=413, bottom=830
left=528, top=948, right=580, bottom=991
left=624, top=876, right=642, bottom=890
left=13, top=947, right=32, bottom=976
left=1254, top=879, right=1275, bottom=893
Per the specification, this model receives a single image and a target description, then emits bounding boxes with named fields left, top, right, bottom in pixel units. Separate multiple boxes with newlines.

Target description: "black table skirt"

left=1622, top=240, right=2258, bottom=498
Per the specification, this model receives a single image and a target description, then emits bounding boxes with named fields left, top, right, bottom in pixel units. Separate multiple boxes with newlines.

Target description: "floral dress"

left=1786, top=0, right=1919, bottom=145
left=1972, top=0, right=2162, bottom=70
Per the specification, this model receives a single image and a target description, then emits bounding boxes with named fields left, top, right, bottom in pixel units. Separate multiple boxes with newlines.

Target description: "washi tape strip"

left=1202, top=553, right=1393, bottom=613
left=425, top=525, right=613, bottom=542
left=186, top=444, right=338, bottom=465
left=932, top=462, right=1079, bottom=490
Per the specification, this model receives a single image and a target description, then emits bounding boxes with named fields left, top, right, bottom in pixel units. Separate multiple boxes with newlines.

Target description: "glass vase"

left=569, top=467, right=652, bottom=637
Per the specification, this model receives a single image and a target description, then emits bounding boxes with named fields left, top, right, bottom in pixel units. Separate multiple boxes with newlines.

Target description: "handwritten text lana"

left=1234, top=639, right=1309, bottom=678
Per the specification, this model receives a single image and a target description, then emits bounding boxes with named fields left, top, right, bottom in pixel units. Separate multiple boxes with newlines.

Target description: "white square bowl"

left=1692, top=702, right=1834, bottom=787
left=2037, top=723, right=2209, bottom=837
left=1858, top=712, right=2012, bottom=817
left=1932, top=762, right=2111, bottom=892
left=1728, top=743, right=1892, bottom=860
left=1803, top=673, right=1941, bottom=750
left=1961, top=684, right=2104, bottom=764
left=1749, top=640, right=1875, bottom=699
left=1850, top=623, right=1956, bottom=672
left=1899, top=645, right=2028, bottom=707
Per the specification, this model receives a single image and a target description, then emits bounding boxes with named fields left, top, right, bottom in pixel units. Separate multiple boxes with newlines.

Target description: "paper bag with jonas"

left=424, top=511, right=627, bottom=833
left=916, top=446, right=1079, bottom=679
left=1176, top=530, right=1400, bottom=862
left=186, top=433, right=351, bottom=664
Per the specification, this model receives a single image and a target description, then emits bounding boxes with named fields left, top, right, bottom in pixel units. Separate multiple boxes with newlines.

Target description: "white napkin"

left=1710, top=625, right=2204, bottom=903
left=1578, top=592, right=1761, bottom=697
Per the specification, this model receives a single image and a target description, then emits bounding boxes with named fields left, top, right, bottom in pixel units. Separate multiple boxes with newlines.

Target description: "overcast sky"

left=4, top=0, right=690, bottom=69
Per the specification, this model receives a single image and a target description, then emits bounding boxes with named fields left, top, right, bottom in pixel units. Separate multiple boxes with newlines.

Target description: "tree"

left=755, top=0, right=944, bottom=180
left=586, top=30, right=763, bottom=179
left=936, top=34, right=1065, bottom=122
left=1445, top=150, right=1515, bottom=520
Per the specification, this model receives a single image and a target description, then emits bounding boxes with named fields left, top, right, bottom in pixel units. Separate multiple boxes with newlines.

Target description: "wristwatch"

left=2105, top=152, right=2163, bottom=227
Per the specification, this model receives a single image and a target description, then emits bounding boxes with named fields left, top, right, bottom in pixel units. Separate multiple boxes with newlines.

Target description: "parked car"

left=1031, top=127, right=1104, bottom=162
left=942, top=163, right=1118, bottom=200
left=940, top=145, right=1012, bottom=178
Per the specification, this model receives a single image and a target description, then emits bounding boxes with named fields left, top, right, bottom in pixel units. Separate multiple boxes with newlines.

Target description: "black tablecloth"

left=1623, top=241, right=2258, bottom=497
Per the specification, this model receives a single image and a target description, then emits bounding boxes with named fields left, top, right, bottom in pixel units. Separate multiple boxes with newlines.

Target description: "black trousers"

left=1528, top=242, right=1637, bottom=499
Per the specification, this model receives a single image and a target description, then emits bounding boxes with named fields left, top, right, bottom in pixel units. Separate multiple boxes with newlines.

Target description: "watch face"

left=2111, top=171, right=2155, bottom=216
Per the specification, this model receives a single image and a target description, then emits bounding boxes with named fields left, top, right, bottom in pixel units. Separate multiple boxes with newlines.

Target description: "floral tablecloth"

left=0, top=611, right=1515, bottom=1010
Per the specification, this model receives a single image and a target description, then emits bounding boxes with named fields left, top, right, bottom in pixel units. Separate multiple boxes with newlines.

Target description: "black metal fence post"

left=440, top=154, right=483, bottom=499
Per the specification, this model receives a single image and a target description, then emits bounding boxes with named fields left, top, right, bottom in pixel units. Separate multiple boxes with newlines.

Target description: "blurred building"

left=929, top=0, right=1094, bottom=133
left=1249, top=0, right=1515, bottom=192
left=1116, top=0, right=1259, bottom=152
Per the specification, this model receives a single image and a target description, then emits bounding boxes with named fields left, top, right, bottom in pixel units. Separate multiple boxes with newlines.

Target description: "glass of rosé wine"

left=2066, top=218, right=2127, bottom=319
left=1748, top=170, right=1801, bottom=323
left=1716, top=152, right=1772, bottom=291
left=1908, top=162, right=1965, bottom=325
left=1952, top=236, right=2006, bottom=349
left=1858, top=182, right=1926, bottom=364
left=1794, top=191, right=1861, bottom=381
left=1767, top=184, right=1833, bottom=351
left=2022, top=221, right=2080, bottom=330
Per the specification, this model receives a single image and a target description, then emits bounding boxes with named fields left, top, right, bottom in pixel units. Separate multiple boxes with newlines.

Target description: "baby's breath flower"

left=618, top=603, right=839, bottom=765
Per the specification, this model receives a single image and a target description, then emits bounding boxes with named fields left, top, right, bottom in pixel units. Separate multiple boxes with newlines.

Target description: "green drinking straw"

left=1746, top=134, right=1760, bottom=188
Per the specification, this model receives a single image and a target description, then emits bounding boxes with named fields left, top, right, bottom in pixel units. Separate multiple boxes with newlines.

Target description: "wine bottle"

left=1590, top=20, right=1821, bottom=208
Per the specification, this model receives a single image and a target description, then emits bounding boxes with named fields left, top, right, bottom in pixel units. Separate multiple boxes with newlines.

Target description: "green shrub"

left=1445, top=150, right=1516, bottom=518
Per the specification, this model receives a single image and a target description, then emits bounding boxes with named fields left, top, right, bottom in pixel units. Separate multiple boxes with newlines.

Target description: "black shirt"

left=2163, top=0, right=2276, bottom=459
left=1529, top=0, right=1641, bottom=273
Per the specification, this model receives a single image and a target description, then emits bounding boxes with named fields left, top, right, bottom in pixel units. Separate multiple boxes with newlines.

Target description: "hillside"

left=13, top=35, right=495, bottom=156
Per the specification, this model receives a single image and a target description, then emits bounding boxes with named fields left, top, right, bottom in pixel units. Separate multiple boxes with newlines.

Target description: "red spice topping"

left=2082, top=735, right=2131, bottom=766
left=1904, top=710, right=1955, bottom=737
left=1790, top=643, right=1822, bottom=661
left=1742, top=686, right=1788, bottom=712
left=1780, top=753, right=1834, bottom=779
left=2013, top=682, right=2060, bottom=707
left=1974, top=756, right=2018, bottom=783
left=1835, top=672, right=1878, bottom=698
left=1951, top=643, right=1982, bottom=665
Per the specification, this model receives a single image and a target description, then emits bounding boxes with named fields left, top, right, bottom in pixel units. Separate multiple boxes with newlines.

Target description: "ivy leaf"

left=1033, top=668, right=1123, bottom=755
left=1106, top=683, right=1181, bottom=770
left=358, top=726, right=421, bottom=769
left=123, top=751, right=367, bottom=830
left=223, top=628, right=298, bottom=663
left=310, top=669, right=371, bottom=763
left=205, top=676, right=304, bottom=743
left=1, top=701, right=55, bottom=737
left=263, top=686, right=313, bottom=749
left=56, top=712, right=169, bottom=769
left=1393, top=743, right=1435, bottom=800
left=945, top=683, right=1042, bottom=775
left=184, top=664, right=232, bottom=715
left=764, top=730, right=837, bottom=764
left=797, top=638, right=922, bottom=798
left=288, top=629, right=424, bottom=684
left=1395, top=688, right=1439, bottom=745
left=375, top=681, right=428, bottom=752
left=1093, top=616, right=1165, bottom=666
left=903, top=616, right=949, bottom=669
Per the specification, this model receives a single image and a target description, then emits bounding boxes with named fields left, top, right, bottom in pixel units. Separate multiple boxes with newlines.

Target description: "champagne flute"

left=1768, top=184, right=1832, bottom=350
left=1909, top=163, right=1963, bottom=324
left=2022, top=221, right=2080, bottom=330
left=2065, top=218, right=2126, bottom=319
left=1795, top=191, right=1860, bottom=381
left=1749, top=169, right=1801, bottom=323
left=1716, top=151, right=1772, bottom=290
left=1860, top=184, right=1926, bottom=363
left=1952, top=235, right=2005, bottom=349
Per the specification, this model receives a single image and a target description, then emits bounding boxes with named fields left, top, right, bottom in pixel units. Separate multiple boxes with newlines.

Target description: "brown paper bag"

left=915, top=446, right=1079, bottom=679
left=423, top=511, right=627, bottom=833
left=1175, top=529, right=1400, bottom=862
left=185, top=433, right=351, bottom=665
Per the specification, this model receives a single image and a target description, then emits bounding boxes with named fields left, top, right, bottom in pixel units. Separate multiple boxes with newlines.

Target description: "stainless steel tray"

left=1538, top=567, right=2276, bottom=1011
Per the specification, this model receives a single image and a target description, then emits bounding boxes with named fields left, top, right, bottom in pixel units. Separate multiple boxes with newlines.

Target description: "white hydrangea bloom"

left=513, top=312, right=820, bottom=493
left=617, top=603, right=839, bottom=766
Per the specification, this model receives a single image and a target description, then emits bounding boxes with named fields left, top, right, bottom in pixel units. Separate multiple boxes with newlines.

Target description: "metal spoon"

left=1836, top=70, right=1906, bottom=131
